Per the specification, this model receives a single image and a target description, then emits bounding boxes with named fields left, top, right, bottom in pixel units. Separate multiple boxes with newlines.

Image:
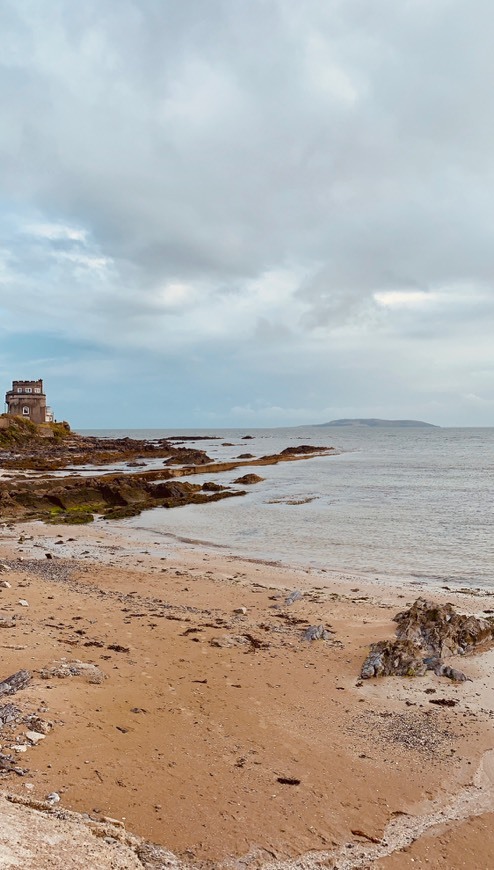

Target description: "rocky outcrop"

left=394, top=597, right=494, bottom=657
left=0, top=474, right=240, bottom=524
left=280, top=445, right=330, bottom=455
left=361, top=599, right=494, bottom=681
left=0, top=416, right=71, bottom=450
left=163, top=448, right=212, bottom=466
left=0, top=438, right=335, bottom=523
left=0, top=421, right=211, bottom=471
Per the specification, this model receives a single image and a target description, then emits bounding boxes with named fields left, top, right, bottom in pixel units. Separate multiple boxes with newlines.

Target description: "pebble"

left=25, top=730, right=46, bottom=744
left=0, top=580, right=11, bottom=588
left=285, top=590, right=303, bottom=606
left=45, top=792, right=60, bottom=804
left=18, top=599, right=29, bottom=607
left=234, top=607, right=247, bottom=615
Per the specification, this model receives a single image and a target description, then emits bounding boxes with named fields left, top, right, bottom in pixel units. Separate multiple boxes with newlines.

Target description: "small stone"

left=303, top=624, right=330, bottom=642
left=45, top=792, right=60, bottom=804
left=234, top=607, right=247, bottom=615
left=0, top=580, right=11, bottom=588
left=18, top=599, right=29, bottom=607
left=0, top=613, right=15, bottom=627
left=12, top=744, right=28, bottom=752
left=24, top=783, right=35, bottom=791
left=0, top=565, right=10, bottom=573
left=25, top=730, right=46, bottom=744
left=285, top=590, right=303, bottom=606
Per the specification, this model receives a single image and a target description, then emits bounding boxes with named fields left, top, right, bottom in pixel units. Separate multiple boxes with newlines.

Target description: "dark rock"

left=423, top=657, right=469, bottom=682
left=394, top=597, right=494, bottom=657
left=0, top=704, right=22, bottom=726
left=279, top=445, right=327, bottom=455
left=233, top=474, right=264, bottom=485
left=360, top=640, right=428, bottom=678
left=360, top=598, right=492, bottom=681
left=163, top=448, right=212, bottom=466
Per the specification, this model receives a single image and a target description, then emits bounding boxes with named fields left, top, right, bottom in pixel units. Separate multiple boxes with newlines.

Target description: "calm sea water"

left=80, top=426, right=494, bottom=589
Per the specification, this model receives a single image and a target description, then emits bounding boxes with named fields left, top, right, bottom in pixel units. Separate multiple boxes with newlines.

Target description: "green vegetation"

left=46, top=506, right=95, bottom=524
left=0, top=415, right=71, bottom=448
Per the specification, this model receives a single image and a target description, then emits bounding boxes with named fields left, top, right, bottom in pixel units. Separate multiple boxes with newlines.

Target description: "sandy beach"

left=0, top=519, right=492, bottom=868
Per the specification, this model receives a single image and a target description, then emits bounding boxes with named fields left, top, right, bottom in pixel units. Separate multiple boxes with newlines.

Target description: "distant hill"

left=317, top=418, right=439, bottom=428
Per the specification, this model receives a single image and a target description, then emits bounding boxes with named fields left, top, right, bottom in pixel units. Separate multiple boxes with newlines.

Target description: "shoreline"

left=0, top=518, right=493, bottom=867
left=87, top=514, right=494, bottom=597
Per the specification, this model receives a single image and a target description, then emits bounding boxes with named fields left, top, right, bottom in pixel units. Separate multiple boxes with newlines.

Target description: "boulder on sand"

left=360, top=598, right=494, bottom=681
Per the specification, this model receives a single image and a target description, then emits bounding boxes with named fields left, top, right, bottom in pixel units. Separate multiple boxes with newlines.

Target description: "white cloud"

left=374, top=290, right=433, bottom=309
left=24, top=223, right=88, bottom=243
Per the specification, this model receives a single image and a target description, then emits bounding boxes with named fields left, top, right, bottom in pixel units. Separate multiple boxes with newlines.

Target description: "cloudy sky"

left=1, top=0, right=493, bottom=428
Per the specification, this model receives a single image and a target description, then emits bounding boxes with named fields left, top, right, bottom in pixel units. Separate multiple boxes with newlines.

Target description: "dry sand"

left=0, top=519, right=492, bottom=869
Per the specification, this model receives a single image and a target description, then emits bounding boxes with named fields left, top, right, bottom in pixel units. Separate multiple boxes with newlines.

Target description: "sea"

left=79, top=426, right=494, bottom=590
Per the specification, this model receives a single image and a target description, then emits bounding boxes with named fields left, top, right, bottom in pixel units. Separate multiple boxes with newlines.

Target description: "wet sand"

left=0, top=519, right=493, bottom=868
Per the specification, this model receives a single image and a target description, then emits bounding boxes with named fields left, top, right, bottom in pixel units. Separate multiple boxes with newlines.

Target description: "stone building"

left=4, top=379, right=54, bottom=424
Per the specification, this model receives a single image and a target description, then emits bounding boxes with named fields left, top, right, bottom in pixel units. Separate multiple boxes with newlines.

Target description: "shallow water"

left=80, top=426, right=494, bottom=588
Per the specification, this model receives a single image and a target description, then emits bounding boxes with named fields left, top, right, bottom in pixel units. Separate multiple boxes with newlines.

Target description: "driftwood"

left=0, top=669, right=31, bottom=697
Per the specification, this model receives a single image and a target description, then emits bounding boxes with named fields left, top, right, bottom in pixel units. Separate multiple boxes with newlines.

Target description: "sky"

left=1, top=0, right=493, bottom=428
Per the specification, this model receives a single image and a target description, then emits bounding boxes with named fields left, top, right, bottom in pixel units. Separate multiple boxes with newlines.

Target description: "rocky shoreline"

left=0, top=421, right=493, bottom=868
left=0, top=416, right=335, bottom=524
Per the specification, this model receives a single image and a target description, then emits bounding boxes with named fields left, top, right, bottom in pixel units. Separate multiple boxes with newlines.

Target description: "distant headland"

left=316, top=418, right=439, bottom=428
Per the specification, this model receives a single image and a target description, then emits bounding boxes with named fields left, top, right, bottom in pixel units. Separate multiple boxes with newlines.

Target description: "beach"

left=0, top=518, right=493, bottom=868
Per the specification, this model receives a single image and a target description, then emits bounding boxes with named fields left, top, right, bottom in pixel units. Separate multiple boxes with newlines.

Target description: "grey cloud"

left=1, top=0, right=494, bottom=424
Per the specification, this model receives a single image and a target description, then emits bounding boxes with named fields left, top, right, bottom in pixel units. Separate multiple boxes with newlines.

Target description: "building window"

left=22, top=407, right=30, bottom=416
left=34, top=388, right=41, bottom=393
left=17, top=388, right=23, bottom=393
left=25, top=387, right=32, bottom=393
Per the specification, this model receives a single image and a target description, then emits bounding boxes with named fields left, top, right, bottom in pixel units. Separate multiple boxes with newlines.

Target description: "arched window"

left=22, top=407, right=30, bottom=415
